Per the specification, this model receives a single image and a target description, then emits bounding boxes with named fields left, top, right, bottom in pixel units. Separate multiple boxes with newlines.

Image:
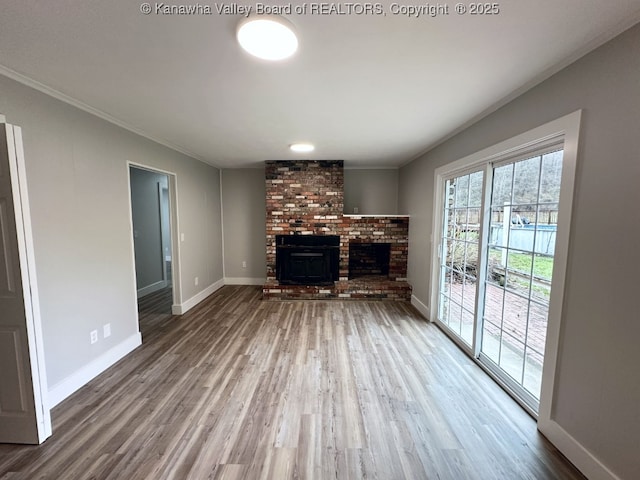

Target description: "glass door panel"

left=437, top=170, right=483, bottom=347
left=480, top=150, right=563, bottom=408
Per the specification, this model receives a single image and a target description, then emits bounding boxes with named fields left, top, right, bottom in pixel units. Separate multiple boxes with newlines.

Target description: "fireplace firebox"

left=276, top=235, right=340, bottom=285
left=349, top=242, right=391, bottom=279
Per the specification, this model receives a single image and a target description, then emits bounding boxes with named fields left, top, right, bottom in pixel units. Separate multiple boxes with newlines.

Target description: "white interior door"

left=0, top=119, right=51, bottom=444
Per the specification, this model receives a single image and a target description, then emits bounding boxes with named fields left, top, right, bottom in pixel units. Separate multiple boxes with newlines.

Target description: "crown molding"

left=0, top=64, right=218, bottom=167
left=400, top=13, right=640, bottom=168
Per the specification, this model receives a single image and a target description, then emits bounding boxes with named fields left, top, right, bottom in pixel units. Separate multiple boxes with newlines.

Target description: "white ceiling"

left=1, top=1, right=639, bottom=168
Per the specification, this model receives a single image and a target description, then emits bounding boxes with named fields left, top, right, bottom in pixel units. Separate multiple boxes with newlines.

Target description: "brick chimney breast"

left=264, top=160, right=410, bottom=300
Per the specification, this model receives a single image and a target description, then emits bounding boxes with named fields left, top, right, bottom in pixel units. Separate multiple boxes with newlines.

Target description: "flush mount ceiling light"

left=237, top=16, right=298, bottom=61
left=290, top=143, right=315, bottom=153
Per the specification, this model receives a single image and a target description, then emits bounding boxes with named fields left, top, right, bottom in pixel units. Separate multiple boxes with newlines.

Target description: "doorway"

left=129, top=165, right=178, bottom=335
left=436, top=150, right=563, bottom=413
left=430, top=112, right=580, bottom=418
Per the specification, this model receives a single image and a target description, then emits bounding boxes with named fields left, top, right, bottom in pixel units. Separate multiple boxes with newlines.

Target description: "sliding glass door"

left=435, top=147, right=564, bottom=413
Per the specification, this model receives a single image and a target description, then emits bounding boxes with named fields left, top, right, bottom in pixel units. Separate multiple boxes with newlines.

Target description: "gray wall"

left=160, top=186, right=171, bottom=262
left=399, top=23, right=640, bottom=480
left=0, top=74, right=223, bottom=391
left=221, top=168, right=266, bottom=281
left=130, top=167, right=166, bottom=291
left=344, top=168, right=398, bottom=215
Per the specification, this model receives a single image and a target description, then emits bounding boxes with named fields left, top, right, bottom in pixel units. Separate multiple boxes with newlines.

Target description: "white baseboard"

left=538, top=418, right=620, bottom=480
left=137, top=279, right=167, bottom=298
left=411, top=295, right=431, bottom=320
left=172, top=278, right=224, bottom=315
left=224, top=277, right=266, bottom=285
left=48, top=332, right=142, bottom=408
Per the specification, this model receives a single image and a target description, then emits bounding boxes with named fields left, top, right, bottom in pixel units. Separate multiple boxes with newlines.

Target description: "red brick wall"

left=344, top=217, right=409, bottom=280
left=265, top=160, right=344, bottom=279
left=265, top=160, right=408, bottom=282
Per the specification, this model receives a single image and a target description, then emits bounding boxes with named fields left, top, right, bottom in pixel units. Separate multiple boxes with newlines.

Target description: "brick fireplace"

left=263, top=160, right=410, bottom=300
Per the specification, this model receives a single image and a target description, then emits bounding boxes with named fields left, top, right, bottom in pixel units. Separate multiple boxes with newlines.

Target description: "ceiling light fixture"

left=290, top=143, right=315, bottom=153
left=237, top=16, right=298, bottom=61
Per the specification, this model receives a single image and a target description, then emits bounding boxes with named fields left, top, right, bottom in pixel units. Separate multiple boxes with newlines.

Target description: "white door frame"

left=1, top=115, right=52, bottom=443
left=127, top=162, right=181, bottom=317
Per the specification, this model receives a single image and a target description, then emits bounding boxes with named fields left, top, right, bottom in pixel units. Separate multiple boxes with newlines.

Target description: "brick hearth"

left=264, top=160, right=411, bottom=300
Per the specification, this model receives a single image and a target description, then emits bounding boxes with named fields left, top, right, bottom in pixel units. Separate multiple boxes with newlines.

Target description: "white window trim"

left=430, top=110, right=581, bottom=430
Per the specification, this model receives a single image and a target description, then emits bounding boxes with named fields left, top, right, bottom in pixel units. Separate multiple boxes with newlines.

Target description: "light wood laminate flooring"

left=0, top=286, right=585, bottom=479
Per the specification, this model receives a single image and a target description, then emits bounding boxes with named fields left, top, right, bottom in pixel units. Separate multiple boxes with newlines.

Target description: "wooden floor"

left=0, top=286, right=585, bottom=479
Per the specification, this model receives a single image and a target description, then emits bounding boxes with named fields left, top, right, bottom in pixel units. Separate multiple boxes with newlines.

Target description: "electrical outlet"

left=103, top=323, right=111, bottom=338
left=90, top=330, right=98, bottom=344
left=242, top=261, right=247, bottom=269
left=353, top=207, right=359, bottom=214
left=195, top=276, right=199, bottom=286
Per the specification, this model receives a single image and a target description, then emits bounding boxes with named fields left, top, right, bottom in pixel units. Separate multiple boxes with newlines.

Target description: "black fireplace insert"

left=276, top=235, right=340, bottom=285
